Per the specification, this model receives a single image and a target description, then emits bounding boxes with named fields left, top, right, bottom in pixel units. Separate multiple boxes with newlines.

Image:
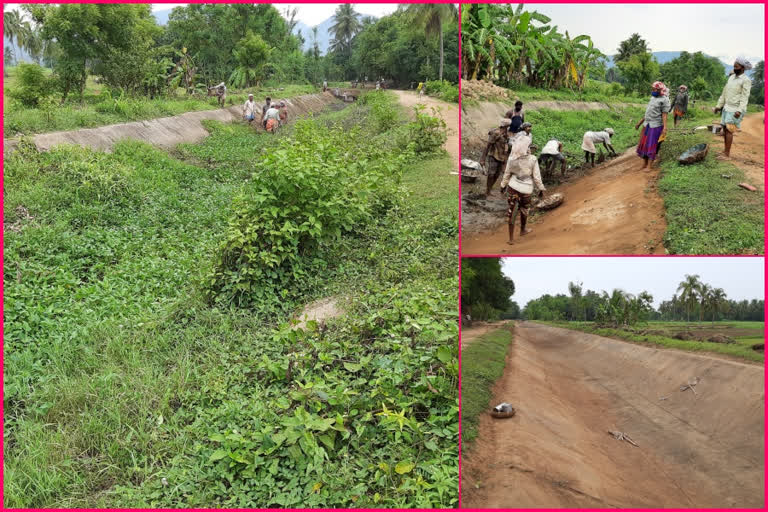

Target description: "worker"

left=480, top=118, right=512, bottom=197
left=500, top=136, right=546, bottom=245
left=506, top=101, right=525, bottom=134
left=323, top=79, right=328, bottom=92
left=670, top=84, right=689, bottom=127
left=261, top=96, right=272, bottom=129
left=242, top=93, right=257, bottom=124
left=635, top=81, right=670, bottom=170
left=508, top=122, right=533, bottom=161
left=278, top=100, right=288, bottom=126
left=208, top=82, right=227, bottom=107
left=714, top=57, right=753, bottom=159
left=581, top=128, right=616, bottom=167
left=539, top=139, right=567, bottom=176
left=264, top=104, right=281, bottom=133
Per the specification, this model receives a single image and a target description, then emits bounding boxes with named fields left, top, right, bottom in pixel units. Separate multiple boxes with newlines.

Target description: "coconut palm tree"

left=698, top=283, right=712, bottom=324
left=676, top=274, right=701, bottom=324
left=401, top=4, right=457, bottom=81
left=3, top=10, right=31, bottom=52
left=706, top=288, right=728, bottom=325
left=615, top=33, right=650, bottom=64
left=329, top=4, right=362, bottom=54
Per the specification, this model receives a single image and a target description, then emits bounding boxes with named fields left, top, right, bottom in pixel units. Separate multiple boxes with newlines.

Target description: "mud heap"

left=462, top=80, right=511, bottom=102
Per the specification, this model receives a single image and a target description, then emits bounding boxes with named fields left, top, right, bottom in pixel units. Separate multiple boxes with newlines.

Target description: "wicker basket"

left=490, top=408, right=516, bottom=419
left=535, top=192, right=564, bottom=210
left=678, top=143, right=709, bottom=165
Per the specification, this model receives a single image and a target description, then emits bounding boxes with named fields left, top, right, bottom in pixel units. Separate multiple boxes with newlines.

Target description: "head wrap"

left=734, top=57, right=753, bottom=70
left=521, top=122, right=532, bottom=130
left=500, top=118, right=512, bottom=127
left=604, top=128, right=615, bottom=136
left=678, top=85, right=688, bottom=91
left=652, top=81, right=669, bottom=97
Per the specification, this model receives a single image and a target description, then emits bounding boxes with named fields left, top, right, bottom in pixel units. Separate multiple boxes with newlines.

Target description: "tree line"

left=459, top=4, right=764, bottom=104
left=461, top=258, right=517, bottom=321
left=522, top=275, right=764, bottom=325
left=3, top=4, right=458, bottom=106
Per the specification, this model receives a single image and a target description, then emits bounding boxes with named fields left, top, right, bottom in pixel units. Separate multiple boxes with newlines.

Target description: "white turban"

left=604, top=128, right=615, bottom=136
left=735, top=57, right=753, bottom=70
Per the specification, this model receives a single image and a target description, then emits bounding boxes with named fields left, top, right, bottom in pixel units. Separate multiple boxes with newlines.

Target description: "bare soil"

left=462, top=149, right=667, bottom=254
left=716, top=112, right=765, bottom=190
left=462, top=322, right=764, bottom=508
left=292, top=297, right=343, bottom=330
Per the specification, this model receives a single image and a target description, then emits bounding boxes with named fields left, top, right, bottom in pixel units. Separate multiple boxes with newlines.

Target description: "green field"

left=460, top=325, right=513, bottom=448
left=655, top=124, right=764, bottom=254
left=3, top=66, right=319, bottom=136
left=4, top=92, right=458, bottom=507
left=540, top=320, right=764, bottom=362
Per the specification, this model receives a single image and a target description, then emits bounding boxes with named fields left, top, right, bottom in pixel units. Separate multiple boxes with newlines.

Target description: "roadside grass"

left=460, top=325, right=513, bottom=448
left=656, top=130, right=764, bottom=254
left=539, top=321, right=763, bottom=362
left=3, top=68, right=318, bottom=136
left=4, top=93, right=458, bottom=507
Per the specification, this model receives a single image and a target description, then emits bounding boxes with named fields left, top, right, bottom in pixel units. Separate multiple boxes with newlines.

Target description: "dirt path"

left=3, top=92, right=340, bottom=154
left=462, top=148, right=667, bottom=254
left=462, top=322, right=764, bottom=508
left=393, top=90, right=459, bottom=166
left=716, top=112, right=764, bottom=190
left=460, top=321, right=508, bottom=349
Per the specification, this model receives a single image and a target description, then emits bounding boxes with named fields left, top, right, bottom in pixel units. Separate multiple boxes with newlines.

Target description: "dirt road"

left=717, top=112, right=764, bottom=190
left=394, top=90, right=459, bottom=166
left=462, top=322, right=764, bottom=508
left=462, top=149, right=667, bottom=254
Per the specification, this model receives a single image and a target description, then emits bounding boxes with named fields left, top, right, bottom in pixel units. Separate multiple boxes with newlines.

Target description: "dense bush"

left=8, top=63, right=57, bottom=107
left=425, top=80, right=459, bottom=103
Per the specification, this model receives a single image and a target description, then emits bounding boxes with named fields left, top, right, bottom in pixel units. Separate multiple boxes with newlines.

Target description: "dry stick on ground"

left=680, top=376, right=700, bottom=395
left=608, top=430, right=639, bottom=447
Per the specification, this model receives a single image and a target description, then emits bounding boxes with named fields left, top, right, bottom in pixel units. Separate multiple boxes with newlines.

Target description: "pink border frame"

left=1, top=1, right=766, bottom=510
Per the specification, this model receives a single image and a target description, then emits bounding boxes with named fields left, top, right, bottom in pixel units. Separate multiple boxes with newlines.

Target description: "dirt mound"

left=462, top=322, right=764, bottom=508
left=4, top=92, right=341, bottom=155
left=461, top=80, right=512, bottom=102
left=292, top=297, right=344, bottom=330
left=674, top=331, right=696, bottom=341
left=707, top=334, right=736, bottom=344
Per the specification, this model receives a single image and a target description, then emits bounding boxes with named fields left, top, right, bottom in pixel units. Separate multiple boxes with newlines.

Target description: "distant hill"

left=293, top=16, right=335, bottom=55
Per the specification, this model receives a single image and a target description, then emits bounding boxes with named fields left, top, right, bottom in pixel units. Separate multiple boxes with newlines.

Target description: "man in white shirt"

left=715, top=57, right=753, bottom=158
left=242, top=94, right=257, bottom=124
left=539, top=139, right=566, bottom=176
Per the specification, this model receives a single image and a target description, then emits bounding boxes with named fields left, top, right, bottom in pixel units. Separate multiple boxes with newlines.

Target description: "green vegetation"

left=524, top=274, right=763, bottom=324
left=461, top=258, right=517, bottom=321
left=539, top=321, right=763, bottom=363
left=4, top=3, right=458, bottom=137
left=525, top=106, right=645, bottom=161
left=460, top=325, right=513, bottom=446
left=3, top=65, right=315, bottom=136
left=657, top=130, right=764, bottom=254
left=4, top=92, right=458, bottom=507
left=425, top=80, right=459, bottom=103
left=461, top=4, right=603, bottom=90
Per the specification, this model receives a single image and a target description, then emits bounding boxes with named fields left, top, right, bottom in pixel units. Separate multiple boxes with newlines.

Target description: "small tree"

left=8, top=62, right=55, bottom=106
left=617, top=52, right=659, bottom=95
left=229, top=32, right=273, bottom=88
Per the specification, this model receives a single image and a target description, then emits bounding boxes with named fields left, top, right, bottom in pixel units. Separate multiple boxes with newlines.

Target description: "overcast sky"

left=148, top=3, right=397, bottom=25
left=500, top=257, right=765, bottom=308
left=4, top=4, right=399, bottom=26
left=529, top=4, right=764, bottom=64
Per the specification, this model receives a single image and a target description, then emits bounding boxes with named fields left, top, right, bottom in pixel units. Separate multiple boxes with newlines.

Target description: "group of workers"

left=480, top=57, right=753, bottom=245
left=242, top=94, right=288, bottom=133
